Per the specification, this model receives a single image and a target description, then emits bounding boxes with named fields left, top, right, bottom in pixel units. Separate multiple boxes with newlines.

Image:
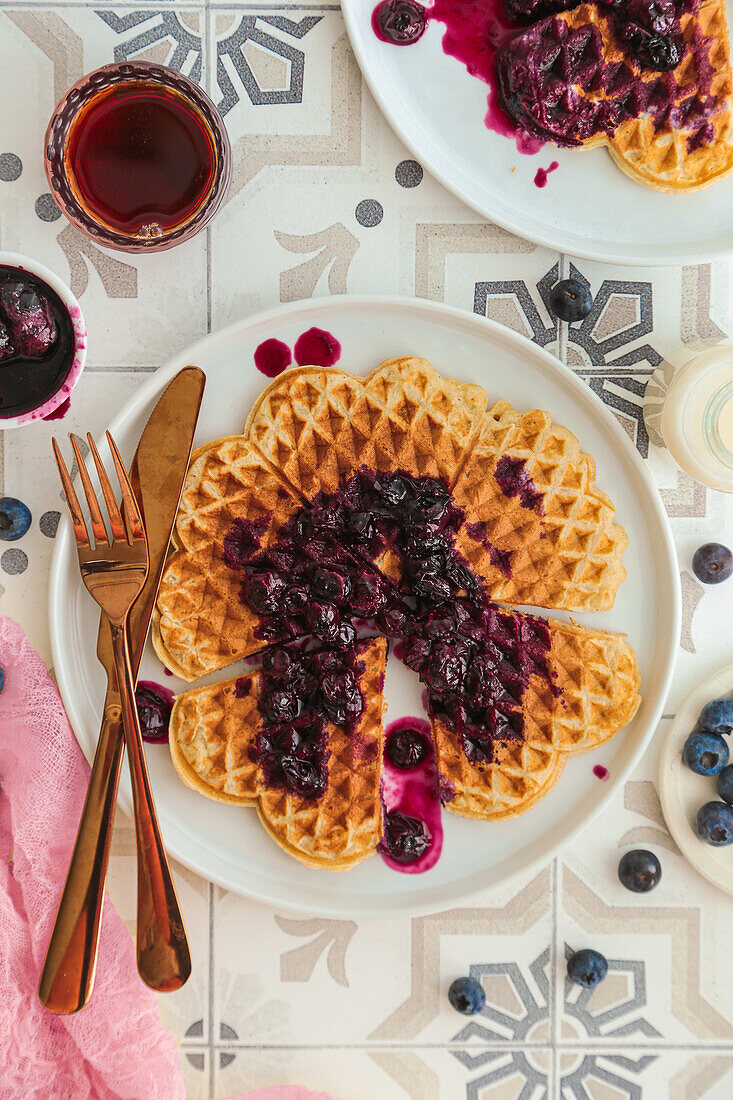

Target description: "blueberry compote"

left=372, top=0, right=427, bottom=44
left=0, top=268, right=74, bottom=418
left=379, top=718, right=443, bottom=873
left=136, top=680, right=175, bottom=743
left=225, top=467, right=557, bottom=787
left=240, top=641, right=366, bottom=798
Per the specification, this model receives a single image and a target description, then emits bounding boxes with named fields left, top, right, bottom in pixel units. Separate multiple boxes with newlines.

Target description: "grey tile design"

left=214, top=13, right=322, bottom=113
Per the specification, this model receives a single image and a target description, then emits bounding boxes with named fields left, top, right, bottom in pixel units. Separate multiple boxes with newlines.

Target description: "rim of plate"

left=340, top=0, right=733, bottom=267
left=49, top=295, right=681, bottom=916
left=658, top=665, right=733, bottom=896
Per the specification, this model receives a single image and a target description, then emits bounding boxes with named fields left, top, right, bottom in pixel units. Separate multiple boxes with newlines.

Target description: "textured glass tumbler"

left=44, top=62, right=231, bottom=254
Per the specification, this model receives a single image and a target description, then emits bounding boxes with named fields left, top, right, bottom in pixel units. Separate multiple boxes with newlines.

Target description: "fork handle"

left=110, top=620, right=191, bottom=992
left=38, top=705, right=125, bottom=1013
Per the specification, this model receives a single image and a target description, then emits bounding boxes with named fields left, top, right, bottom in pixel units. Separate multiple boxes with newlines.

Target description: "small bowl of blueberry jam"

left=0, top=252, right=86, bottom=428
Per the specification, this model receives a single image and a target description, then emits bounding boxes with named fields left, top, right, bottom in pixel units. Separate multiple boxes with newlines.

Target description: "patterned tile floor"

left=1, top=5, right=733, bottom=1099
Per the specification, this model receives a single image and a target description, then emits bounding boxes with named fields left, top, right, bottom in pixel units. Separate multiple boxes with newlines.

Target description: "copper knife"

left=39, top=365, right=205, bottom=1014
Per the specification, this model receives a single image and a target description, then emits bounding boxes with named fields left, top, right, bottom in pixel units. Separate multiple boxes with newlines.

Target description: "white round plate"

left=659, top=667, right=733, bottom=894
left=50, top=296, right=680, bottom=916
left=341, top=0, right=733, bottom=265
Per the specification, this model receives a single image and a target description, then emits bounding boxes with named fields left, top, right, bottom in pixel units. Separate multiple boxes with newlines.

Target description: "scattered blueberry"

left=716, top=765, right=733, bottom=805
left=549, top=279, right=593, bottom=323
left=567, top=948, right=608, bottom=988
left=386, top=726, right=430, bottom=769
left=699, top=698, right=733, bottom=736
left=0, top=498, right=31, bottom=541
left=692, top=543, right=733, bottom=585
left=696, top=801, right=733, bottom=846
left=618, top=849, right=661, bottom=893
left=380, top=810, right=430, bottom=863
left=448, top=976, right=486, bottom=1015
left=682, top=731, right=729, bottom=776
left=373, top=0, right=427, bottom=44
left=0, top=666, right=4, bottom=694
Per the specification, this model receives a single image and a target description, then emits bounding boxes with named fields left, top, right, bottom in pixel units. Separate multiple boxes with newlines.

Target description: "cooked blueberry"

left=0, top=277, right=58, bottom=357
left=135, top=682, right=173, bottom=743
left=280, top=755, right=326, bottom=798
left=334, top=619, right=357, bottom=648
left=692, top=543, right=733, bottom=584
left=0, top=498, right=31, bottom=541
left=380, top=810, right=430, bottom=863
left=305, top=601, right=340, bottom=641
left=351, top=574, right=387, bottom=617
left=377, top=604, right=409, bottom=636
left=567, top=948, right=608, bottom=988
left=378, top=473, right=410, bottom=504
left=261, top=646, right=294, bottom=676
left=261, top=688, right=300, bottom=722
left=696, top=801, right=733, bottom=846
left=716, top=765, right=733, bottom=805
left=386, top=726, right=430, bottom=768
left=426, top=640, right=469, bottom=694
left=683, top=731, right=729, bottom=776
left=0, top=321, right=14, bottom=362
left=245, top=571, right=285, bottom=614
left=618, top=849, right=661, bottom=893
left=448, top=976, right=486, bottom=1015
left=311, top=567, right=351, bottom=603
left=321, top=670, right=362, bottom=724
left=549, top=279, right=593, bottom=323
left=400, top=635, right=432, bottom=672
left=699, top=698, right=733, bottom=735
left=283, top=584, right=309, bottom=613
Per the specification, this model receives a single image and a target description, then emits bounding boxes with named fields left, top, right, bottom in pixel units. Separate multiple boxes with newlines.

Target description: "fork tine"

left=105, top=431, right=145, bottom=543
left=52, top=438, right=90, bottom=548
left=86, top=434, right=127, bottom=543
left=69, top=434, right=109, bottom=549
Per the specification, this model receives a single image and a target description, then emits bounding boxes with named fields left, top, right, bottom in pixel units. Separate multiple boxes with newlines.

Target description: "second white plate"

left=341, top=0, right=733, bottom=265
left=50, top=296, right=680, bottom=916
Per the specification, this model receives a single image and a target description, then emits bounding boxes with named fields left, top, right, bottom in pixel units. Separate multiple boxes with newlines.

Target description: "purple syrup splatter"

left=254, top=338, right=292, bottom=378
left=465, top=520, right=513, bottom=578
left=42, top=395, right=71, bottom=421
left=593, top=764, right=610, bottom=781
left=534, top=161, right=559, bottom=187
left=293, top=327, right=342, bottom=368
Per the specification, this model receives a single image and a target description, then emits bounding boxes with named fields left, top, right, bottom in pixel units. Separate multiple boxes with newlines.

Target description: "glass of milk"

left=662, top=343, right=733, bottom=493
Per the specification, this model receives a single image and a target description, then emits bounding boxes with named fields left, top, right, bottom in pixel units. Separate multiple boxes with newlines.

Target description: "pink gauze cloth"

left=0, top=616, right=336, bottom=1100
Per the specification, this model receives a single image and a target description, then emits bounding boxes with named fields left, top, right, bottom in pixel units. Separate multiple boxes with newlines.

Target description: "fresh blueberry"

left=0, top=498, right=31, bottom=541
left=567, top=948, right=608, bottom=988
left=692, top=543, right=733, bottom=584
left=448, top=976, right=486, bottom=1015
left=682, top=731, right=729, bottom=776
left=699, top=698, right=733, bottom=735
left=549, top=279, right=593, bottom=323
left=696, top=801, right=733, bottom=846
left=716, top=765, right=733, bottom=805
left=618, top=849, right=661, bottom=893
left=0, top=666, right=4, bottom=694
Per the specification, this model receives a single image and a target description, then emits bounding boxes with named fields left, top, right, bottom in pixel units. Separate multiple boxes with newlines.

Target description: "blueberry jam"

left=136, top=680, right=175, bottom=743
left=254, top=338, right=292, bottom=378
left=241, top=641, right=366, bottom=798
left=372, top=0, right=427, bottom=44
left=293, top=327, right=342, bottom=368
left=0, top=267, right=75, bottom=418
left=225, top=468, right=557, bottom=794
left=379, top=717, right=443, bottom=873
left=494, top=456, right=545, bottom=512
left=534, top=161, right=559, bottom=187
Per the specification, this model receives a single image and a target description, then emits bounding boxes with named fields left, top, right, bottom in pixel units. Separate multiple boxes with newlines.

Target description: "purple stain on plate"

left=593, top=764, right=609, bottom=781
left=293, top=327, right=341, bottom=368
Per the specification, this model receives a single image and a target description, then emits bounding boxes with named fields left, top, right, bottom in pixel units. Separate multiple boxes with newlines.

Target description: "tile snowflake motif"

left=449, top=948, right=658, bottom=1097
left=473, top=262, right=662, bottom=457
left=96, top=11, right=204, bottom=83
left=214, top=16, right=322, bottom=115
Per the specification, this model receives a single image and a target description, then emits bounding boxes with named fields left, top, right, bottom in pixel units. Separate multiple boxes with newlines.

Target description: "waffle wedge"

left=432, top=617, right=640, bottom=821
left=498, top=0, right=733, bottom=191
left=452, top=400, right=628, bottom=611
left=169, top=638, right=388, bottom=870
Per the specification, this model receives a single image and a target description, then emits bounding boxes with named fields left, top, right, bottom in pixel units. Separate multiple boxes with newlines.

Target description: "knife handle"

left=38, top=704, right=125, bottom=1014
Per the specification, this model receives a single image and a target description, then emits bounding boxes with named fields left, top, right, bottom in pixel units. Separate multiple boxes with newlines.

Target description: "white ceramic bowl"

left=0, top=251, right=87, bottom=428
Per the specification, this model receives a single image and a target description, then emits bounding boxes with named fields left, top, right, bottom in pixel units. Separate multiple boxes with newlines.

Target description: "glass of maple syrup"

left=44, top=62, right=231, bottom=253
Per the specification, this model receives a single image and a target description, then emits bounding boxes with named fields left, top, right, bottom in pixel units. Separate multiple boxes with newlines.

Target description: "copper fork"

left=49, top=431, right=190, bottom=997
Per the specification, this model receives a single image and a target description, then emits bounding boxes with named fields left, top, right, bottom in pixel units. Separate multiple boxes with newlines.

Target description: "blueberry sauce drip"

left=0, top=267, right=75, bottom=418
left=378, top=717, right=443, bottom=873
left=293, top=327, right=342, bottom=368
left=254, top=338, right=292, bottom=378
left=136, top=680, right=175, bottom=743
left=240, top=642, right=365, bottom=799
left=225, top=468, right=557, bottom=792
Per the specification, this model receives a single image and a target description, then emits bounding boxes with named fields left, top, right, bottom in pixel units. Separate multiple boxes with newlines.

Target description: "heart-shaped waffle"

left=155, top=356, right=641, bottom=869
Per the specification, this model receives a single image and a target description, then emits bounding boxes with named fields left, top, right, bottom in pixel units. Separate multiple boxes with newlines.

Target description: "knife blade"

left=39, top=366, right=205, bottom=1014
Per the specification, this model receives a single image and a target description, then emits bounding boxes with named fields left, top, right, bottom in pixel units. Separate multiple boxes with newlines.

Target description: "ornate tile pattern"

left=1, top=5, right=733, bottom=1100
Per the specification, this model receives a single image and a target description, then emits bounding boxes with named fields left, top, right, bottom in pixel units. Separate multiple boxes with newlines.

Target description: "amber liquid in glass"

left=65, top=81, right=217, bottom=238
